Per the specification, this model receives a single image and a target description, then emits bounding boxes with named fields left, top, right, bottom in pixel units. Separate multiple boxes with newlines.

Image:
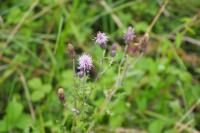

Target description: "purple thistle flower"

left=95, top=31, right=108, bottom=49
left=78, top=54, right=93, bottom=71
left=124, top=26, right=135, bottom=43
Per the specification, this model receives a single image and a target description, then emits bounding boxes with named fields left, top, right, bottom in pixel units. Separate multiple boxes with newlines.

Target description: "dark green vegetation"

left=0, top=0, right=200, bottom=133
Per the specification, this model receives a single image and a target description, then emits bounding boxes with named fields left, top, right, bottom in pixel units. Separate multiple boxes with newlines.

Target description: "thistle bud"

left=111, top=50, right=116, bottom=57
left=67, top=43, right=76, bottom=59
left=110, top=43, right=117, bottom=57
left=111, top=43, right=117, bottom=51
left=57, top=88, right=65, bottom=102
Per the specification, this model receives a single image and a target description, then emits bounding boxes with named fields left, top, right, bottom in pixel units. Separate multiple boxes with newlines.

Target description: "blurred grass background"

left=0, top=0, right=200, bottom=132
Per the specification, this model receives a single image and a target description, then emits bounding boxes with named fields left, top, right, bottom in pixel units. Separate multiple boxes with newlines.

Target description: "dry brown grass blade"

left=19, top=72, right=36, bottom=122
left=146, top=0, right=170, bottom=33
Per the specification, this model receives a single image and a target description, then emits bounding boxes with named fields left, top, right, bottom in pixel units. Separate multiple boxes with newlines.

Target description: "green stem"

left=116, top=44, right=128, bottom=87
left=101, top=49, right=106, bottom=66
left=95, top=57, right=114, bottom=82
left=72, top=59, right=77, bottom=132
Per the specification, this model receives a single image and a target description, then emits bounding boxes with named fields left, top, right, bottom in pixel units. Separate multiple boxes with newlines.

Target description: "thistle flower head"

left=95, top=31, right=108, bottom=48
left=124, top=26, right=135, bottom=43
left=78, top=54, right=93, bottom=71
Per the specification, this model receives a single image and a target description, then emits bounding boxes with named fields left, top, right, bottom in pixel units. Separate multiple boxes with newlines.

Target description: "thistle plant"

left=3, top=1, right=199, bottom=133
left=58, top=27, right=149, bottom=133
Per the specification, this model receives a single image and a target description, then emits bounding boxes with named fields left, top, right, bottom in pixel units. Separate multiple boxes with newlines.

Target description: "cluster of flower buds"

left=67, top=43, right=76, bottom=59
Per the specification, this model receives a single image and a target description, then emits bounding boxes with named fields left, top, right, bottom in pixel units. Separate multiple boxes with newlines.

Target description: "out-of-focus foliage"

left=0, top=0, right=200, bottom=133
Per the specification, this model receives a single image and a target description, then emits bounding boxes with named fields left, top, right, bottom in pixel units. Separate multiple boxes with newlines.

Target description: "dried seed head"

left=57, top=88, right=65, bottom=102
left=67, top=43, right=76, bottom=59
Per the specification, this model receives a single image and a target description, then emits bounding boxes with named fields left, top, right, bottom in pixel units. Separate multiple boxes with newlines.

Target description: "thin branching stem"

left=19, top=72, right=36, bottom=122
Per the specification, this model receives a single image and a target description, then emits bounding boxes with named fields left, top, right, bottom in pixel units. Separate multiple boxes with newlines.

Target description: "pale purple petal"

left=78, top=54, right=93, bottom=71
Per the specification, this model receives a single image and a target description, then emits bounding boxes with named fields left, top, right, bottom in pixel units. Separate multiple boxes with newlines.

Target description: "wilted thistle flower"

left=124, top=26, right=135, bottom=43
left=78, top=54, right=93, bottom=71
left=110, top=43, right=117, bottom=57
left=140, top=33, right=149, bottom=53
left=95, top=31, right=108, bottom=49
left=141, top=33, right=149, bottom=46
left=57, top=88, right=65, bottom=102
left=131, top=43, right=141, bottom=53
left=67, top=43, right=76, bottom=59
